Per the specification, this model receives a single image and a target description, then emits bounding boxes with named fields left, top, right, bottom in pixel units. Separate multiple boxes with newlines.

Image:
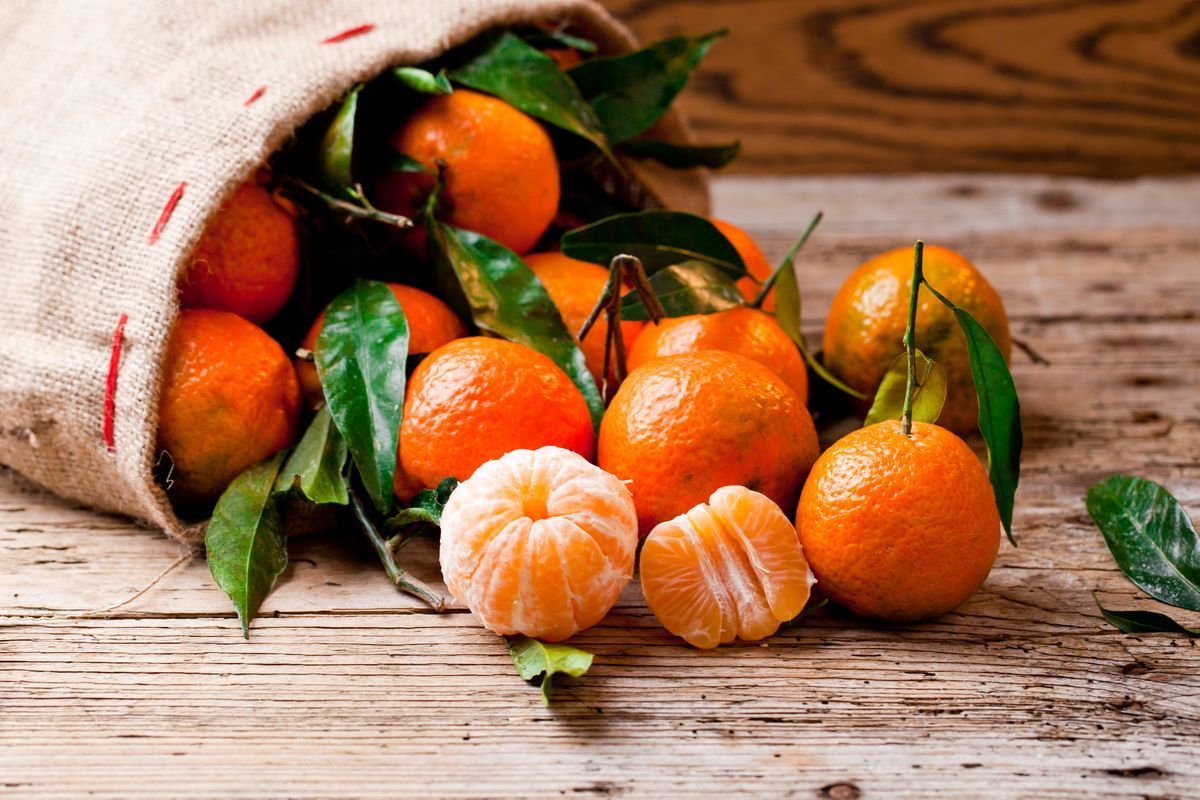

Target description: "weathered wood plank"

left=603, top=0, right=1200, bottom=176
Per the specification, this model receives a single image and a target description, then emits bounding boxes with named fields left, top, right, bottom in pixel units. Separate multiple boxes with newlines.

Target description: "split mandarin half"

left=395, top=337, right=595, bottom=497
left=598, top=351, right=819, bottom=535
left=627, top=305, right=808, bottom=403
left=797, top=420, right=1001, bottom=621
left=439, top=446, right=638, bottom=641
left=641, top=486, right=814, bottom=649
left=295, top=283, right=468, bottom=407
left=179, top=180, right=299, bottom=324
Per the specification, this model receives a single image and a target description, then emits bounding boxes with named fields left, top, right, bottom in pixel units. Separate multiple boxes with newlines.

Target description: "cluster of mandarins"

left=166, top=82, right=1011, bottom=648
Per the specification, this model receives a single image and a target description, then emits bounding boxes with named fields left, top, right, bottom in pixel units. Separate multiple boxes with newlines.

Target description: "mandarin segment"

left=395, top=337, right=595, bottom=497
left=640, top=486, right=814, bottom=649
left=439, top=447, right=638, bottom=641
left=797, top=420, right=1001, bottom=621
left=598, top=351, right=819, bottom=535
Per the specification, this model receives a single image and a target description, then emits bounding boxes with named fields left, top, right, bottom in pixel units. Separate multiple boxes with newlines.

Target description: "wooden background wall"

left=601, top=0, right=1200, bottom=176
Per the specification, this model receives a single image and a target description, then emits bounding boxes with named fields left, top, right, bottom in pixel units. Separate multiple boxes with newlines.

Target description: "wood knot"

left=1035, top=189, right=1079, bottom=211
left=819, top=783, right=861, bottom=800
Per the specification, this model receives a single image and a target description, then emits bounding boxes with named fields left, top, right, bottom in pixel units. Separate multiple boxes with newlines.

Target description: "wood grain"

left=601, top=0, right=1200, bottom=176
left=3, top=174, right=1200, bottom=799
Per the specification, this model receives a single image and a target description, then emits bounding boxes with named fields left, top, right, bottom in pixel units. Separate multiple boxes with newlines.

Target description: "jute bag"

left=0, top=0, right=708, bottom=543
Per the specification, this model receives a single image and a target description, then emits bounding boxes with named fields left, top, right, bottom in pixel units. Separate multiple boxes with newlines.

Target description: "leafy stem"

left=348, top=480, right=445, bottom=611
left=752, top=210, right=822, bottom=309
left=578, top=254, right=664, bottom=399
left=288, top=178, right=413, bottom=229
left=902, top=241, right=924, bottom=436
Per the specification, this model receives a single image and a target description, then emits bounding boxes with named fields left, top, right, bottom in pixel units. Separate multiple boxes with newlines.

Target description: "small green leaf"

left=276, top=405, right=349, bottom=505
left=561, top=210, right=745, bottom=278
left=387, top=151, right=434, bottom=175
left=620, top=138, right=740, bottom=169
left=518, top=28, right=599, bottom=54
left=569, top=30, right=725, bottom=143
left=449, top=32, right=611, bottom=156
left=318, top=85, right=361, bottom=195
left=864, top=349, right=947, bottom=427
left=205, top=452, right=288, bottom=638
left=925, top=281, right=1022, bottom=544
left=316, top=281, right=410, bottom=515
left=385, top=477, right=459, bottom=533
left=1096, top=598, right=1200, bottom=636
left=506, top=635, right=594, bottom=704
left=430, top=221, right=604, bottom=428
left=620, top=261, right=743, bottom=321
left=393, top=66, right=452, bottom=95
left=1087, top=475, right=1200, bottom=611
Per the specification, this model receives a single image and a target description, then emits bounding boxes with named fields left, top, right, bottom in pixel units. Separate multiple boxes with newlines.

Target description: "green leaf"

left=315, top=280, right=410, bottom=515
left=506, top=635, right=594, bottom=704
left=387, top=151, right=434, bottom=175
left=1096, top=598, right=1200, bottom=636
left=863, top=349, right=947, bottom=427
left=318, top=85, right=361, bottom=195
left=449, top=32, right=611, bottom=157
left=1087, top=475, right=1200, bottom=611
left=620, top=261, right=743, bottom=321
left=393, top=66, right=452, bottom=95
left=569, top=30, right=725, bottom=143
left=430, top=221, right=604, bottom=428
left=925, top=281, right=1022, bottom=545
left=276, top=405, right=349, bottom=506
left=620, top=138, right=740, bottom=169
left=561, top=210, right=745, bottom=278
left=205, top=452, right=288, bottom=638
left=385, top=477, right=459, bottom=533
left=519, top=28, right=599, bottom=54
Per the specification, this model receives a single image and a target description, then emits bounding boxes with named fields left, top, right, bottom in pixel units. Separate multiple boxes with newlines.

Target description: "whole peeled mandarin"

left=179, top=181, right=299, bottom=324
left=599, top=350, right=819, bottom=535
left=395, top=337, right=595, bottom=497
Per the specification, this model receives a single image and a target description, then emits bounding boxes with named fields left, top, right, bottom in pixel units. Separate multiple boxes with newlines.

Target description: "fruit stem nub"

left=902, top=240, right=924, bottom=437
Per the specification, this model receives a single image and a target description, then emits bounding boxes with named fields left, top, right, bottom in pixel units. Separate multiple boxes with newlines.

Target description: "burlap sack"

left=0, top=0, right=709, bottom=543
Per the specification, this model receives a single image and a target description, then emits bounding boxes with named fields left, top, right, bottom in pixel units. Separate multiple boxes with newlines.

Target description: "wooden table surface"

left=3, top=173, right=1199, bottom=799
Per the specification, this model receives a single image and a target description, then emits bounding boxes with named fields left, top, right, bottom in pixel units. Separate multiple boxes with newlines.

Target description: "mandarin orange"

left=712, top=218, right=775, bottom=311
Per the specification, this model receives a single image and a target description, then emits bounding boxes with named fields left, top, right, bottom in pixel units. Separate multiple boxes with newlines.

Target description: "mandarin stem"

left=901, top=240, right=924, bottom=436
left=751, top=210, right=823, bottom=309
left=349, top=482, right=445, bottom=611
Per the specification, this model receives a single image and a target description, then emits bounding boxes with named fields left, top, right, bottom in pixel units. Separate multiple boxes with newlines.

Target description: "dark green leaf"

left=318, top=85, right=361, bottom=195
left=561, top=210, right=745, bottom=278
left=1096, top=599, right=1200, bottom=636
left=316, top=281, right=409, bottom=515
left=276, top=405, right=349, bottom=506
left=620, top=138, right=740, bottom=169
left=449, top=32, right=611, bottom=156
left=205, top=452, right=288, bottom=638
left=1087, top=475, right=1200, bottom=611
left=385, top=477, right=459, bottom=533
left=430, top=222, right=604, bottom=427
left=569, top=30, right=725, bottom=143
left=387, top=152, right=434, bottom=175
left=506, top=635, right=594, bottom=704
left=863, top=349, right=947, bottom=427
left=620, top=261, right=743, bottom=321
left=925, top=282, right=1022, bottom=545
left=393, top=66, right=452, bottom=95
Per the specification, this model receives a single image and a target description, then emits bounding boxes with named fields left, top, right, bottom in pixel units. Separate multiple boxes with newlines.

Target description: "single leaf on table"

left=276, top=405, right=349, bottom=506
left=393, top=66, right=452, bottom=95
left=561, top=210, right=745, bottom=278
left=316, top=280, right=410, bottom=515
left=924, top=281, right=1022, bottom=545
left=568, top=30, right=725, bottom=143
left=863, top=349, right=947, bottom=427
left=385, top=477, right=459, bottom=533
left=1087, top=475, right=1200, bottom=611
left=506, top=635, right=595, bottom=704
left=449, top=32, right=611, bottom=156
left=430, top=221, right=604, bottom=427
left=205, top=451, right=288, bottom=639
left=318, top=85, right=361, bottom=195
left=620, top=138, right=741, bottom=169
left=619, top=261, right=743, bottom=321
left=1096, top=598, right=1200, bottom=636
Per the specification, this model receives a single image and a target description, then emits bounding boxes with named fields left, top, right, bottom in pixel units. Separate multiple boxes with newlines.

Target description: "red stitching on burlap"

left=243, top=85, right=267, bottom=106
left=103, top=313, right=129, bottom=453
left=149, top=182, right=186, bottom=244
left=322, top=24, right=375, bottom=44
